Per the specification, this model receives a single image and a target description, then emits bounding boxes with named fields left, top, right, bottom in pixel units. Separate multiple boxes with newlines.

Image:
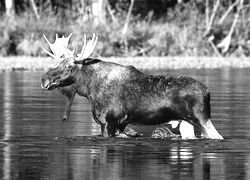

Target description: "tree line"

left=0, top=0, right=250, bottom=57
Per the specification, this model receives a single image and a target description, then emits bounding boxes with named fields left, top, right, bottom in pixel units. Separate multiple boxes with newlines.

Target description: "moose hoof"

left=62, top=116, right=69, bottom=122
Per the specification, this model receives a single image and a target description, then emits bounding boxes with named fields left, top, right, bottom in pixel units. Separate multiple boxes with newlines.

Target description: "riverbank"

left=1, top=56, right=250, bottom=71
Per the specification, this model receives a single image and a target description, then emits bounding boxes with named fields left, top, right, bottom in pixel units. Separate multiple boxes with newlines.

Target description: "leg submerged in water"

left=200, top=119, right=223, bottom=139
left=168, top=121, right=196, bottom=139
left=190, top=91, right=224, bottom=140
left=179, top=121, right=197, bottom=139
left=189, top=117, right=223, bottom=140
left=58, top=86, right=76, bottom=122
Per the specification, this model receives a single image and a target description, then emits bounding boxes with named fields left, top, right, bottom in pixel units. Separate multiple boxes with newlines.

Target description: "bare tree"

left=5, top=0, right=15, bottom=17
left=106, top=0, right=117, bottom=23
left=122, top=0, right=134, bottom=55
left=92, top=0, right=106, bottom=25
left=205, top=0, right=245, bottom=56
left=29, top=0, right=40, bottom=20
left=205, top=0, right=220, bottom=34
left=217, top=0, right=244, bottom=53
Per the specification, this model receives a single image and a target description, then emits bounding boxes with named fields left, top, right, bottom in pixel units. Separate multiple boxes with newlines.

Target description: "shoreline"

left=0, top=56, right=250, bottom=71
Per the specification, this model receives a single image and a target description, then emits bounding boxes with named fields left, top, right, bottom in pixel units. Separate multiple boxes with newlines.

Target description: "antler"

left=75, top=33, right=98, bottom=60
left=41, top=33, right=98, bottom=61
left=41, top=33, right=74, bottom=60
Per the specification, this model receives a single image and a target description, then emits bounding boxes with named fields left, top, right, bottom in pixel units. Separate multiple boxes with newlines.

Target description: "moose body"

left=41, top=58, right=223, bottom=139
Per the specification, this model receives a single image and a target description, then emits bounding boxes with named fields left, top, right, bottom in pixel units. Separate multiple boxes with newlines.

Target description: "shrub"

left=1, top=1, right=250, bottom=57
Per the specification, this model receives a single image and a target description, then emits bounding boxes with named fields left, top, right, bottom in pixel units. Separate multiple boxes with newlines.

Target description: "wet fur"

left=42, top=58, right=223, bottom=139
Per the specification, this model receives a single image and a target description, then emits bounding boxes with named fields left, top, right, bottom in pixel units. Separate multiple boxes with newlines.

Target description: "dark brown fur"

left=41, top=58, right=223, bottom=139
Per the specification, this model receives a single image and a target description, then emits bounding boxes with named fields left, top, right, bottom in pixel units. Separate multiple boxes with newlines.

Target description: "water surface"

left=0, top=68, right=250, bottom=180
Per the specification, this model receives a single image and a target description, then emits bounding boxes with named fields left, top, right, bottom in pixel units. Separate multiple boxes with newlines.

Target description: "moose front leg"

left=58, top=86, right=76, bottom=122
left=98, top=111, right=120, bottom=137
left=100, top=121, right=118, bottom=137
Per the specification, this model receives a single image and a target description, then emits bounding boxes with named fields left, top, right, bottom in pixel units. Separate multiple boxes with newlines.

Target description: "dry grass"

left=1, top=56, right=250, bottom=72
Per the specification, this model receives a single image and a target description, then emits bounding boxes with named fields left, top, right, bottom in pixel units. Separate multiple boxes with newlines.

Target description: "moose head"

left=41, top=33, right=98, bottom=90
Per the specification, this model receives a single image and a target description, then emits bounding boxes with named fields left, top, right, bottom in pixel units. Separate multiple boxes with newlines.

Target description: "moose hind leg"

left=189, top=94, right=223, bottom=139
left=199, top=119, right=223, bottom=139
left=190, top=110, right=223, bottom=139
left=179, top=120, right=197, bottom=139
left=100, top=111, right=119, bottom=137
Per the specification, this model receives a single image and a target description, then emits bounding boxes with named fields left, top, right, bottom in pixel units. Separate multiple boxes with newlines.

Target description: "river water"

left=0, top=68, right=250, bottom=180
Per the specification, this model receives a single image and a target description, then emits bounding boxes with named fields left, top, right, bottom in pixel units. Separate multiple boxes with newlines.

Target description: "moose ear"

left=74, top=58, right=100, bottom=65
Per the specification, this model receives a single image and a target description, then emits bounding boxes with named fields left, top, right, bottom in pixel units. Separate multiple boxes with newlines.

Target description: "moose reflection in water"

left=2, top=136, right=248, bottom=180
left=41, top=33, right=223, bottom=139
left=44, top=140, right=248, bottom=180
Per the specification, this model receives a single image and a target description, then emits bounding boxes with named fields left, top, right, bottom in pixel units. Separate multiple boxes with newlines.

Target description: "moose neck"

left=73, top=60, right=109, bottom=99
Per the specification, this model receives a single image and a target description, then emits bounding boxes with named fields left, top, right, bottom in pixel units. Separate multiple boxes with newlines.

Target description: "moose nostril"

left=41, top=79, right=50, bottom=89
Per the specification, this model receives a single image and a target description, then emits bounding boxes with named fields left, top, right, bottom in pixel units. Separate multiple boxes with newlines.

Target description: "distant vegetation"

left=0, top=0, right=250, bottom=57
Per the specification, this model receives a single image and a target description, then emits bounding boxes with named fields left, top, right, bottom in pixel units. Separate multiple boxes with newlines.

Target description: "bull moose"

left=41, top=33, right=223, bottom=139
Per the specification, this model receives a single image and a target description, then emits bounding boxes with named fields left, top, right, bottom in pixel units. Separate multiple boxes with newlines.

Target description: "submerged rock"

left=151, top=127, right=180, bottom=139
left=115, top=128, right=143, bottom=138
left=116, top=124, right=181, bottom=139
